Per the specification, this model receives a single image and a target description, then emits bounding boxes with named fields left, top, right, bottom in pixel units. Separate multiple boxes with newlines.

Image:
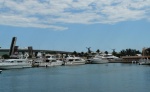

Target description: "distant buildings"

left=0, top=37, right=72, bottom=58
left=142, top=47, right=150, bottom=56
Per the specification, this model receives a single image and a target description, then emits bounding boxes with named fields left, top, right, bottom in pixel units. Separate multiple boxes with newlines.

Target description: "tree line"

left=72, top=48, right=142, bottom=58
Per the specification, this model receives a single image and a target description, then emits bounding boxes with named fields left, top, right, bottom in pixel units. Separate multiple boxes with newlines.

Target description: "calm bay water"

left=1, top=63, right=150, bottom=92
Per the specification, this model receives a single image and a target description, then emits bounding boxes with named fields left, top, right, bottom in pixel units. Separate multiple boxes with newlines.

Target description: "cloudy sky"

left=0, top=0, right=150, bottom=52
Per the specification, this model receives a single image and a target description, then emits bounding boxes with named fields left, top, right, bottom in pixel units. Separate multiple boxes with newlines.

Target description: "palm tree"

left=72, top=51, right=77, bottom=56
left=105, top=51, right=108, bottom=55
left=120, top=49, right=126, bottom=56
left=120, top=49, right=141, bottom=56
left=112, top=49, right=117, bottom=56
left=96, top=49, right=100, bottom=54
left=81, top=52, right=84, bottom=57
left=126, top=48, right=132, bottom=56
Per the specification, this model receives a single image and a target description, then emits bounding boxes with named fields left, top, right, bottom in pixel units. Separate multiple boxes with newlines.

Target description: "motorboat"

left=0, top=59, right=32, bottom=70
left=104, top=53, right=118, bottom=58
left=37, top=54, right=63, bottom=67
left=90, top=54, right=109, bottom=64
left=0, top=53, right=32, bottom=70
left=138, top=58, right=150, bottom=65
left=64, top=55, right=86, bottom=65
left=104, top=54, right=119, bottom=61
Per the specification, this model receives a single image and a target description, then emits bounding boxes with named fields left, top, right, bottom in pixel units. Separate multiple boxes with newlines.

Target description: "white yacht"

left=0, top=53, right=32, bottom=70
left=38, top=54, right=63, bottom=67
left=64, top=55, right=86, bottom=65
left=138, top=58, right=150, bottom=65
left=90, top=54, right=109, bottom=64
left=103, top=53, right=119, bottom=61
left=0, top=59, right=32, bottom=70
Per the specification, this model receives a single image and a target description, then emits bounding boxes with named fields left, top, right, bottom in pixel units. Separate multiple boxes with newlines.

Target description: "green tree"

left=120, top=48, right=141, bottom=56
left=120, top=49, right=126, bottom=56
left=80, top=52, right=84, bottom=57
left=72, top=51, right=77, bottom=56
left=105, top=51, right=108, bottom=55
left=112, top=49, right=117, bottom=56
left=2, top=54, right=10, bottom=59
left=96, top=49, right=100, bottom=53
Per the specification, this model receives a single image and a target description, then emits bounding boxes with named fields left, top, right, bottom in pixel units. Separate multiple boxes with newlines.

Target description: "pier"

left=121, top=56, right=150, bottom=63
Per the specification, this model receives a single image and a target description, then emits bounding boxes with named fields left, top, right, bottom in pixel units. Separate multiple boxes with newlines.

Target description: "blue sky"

left=0, top=0, right=150, bottom=53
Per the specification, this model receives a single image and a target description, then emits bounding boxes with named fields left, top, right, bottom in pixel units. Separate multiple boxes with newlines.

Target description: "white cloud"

left=0, top=14, right=68, bottom=30
left=0, top=0, right=150, bottom=30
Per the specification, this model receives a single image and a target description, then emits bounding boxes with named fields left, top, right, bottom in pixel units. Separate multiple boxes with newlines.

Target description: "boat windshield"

left=4, top=60, right=14, bottom=63
left=17, top=61, right=23, bottom=63
left=46, top=56, right=56, bottom=58
left=46, top=56, right=51, bottom=58
left=75, top=59, right=80, bottom=61
left=69, top=59, right=73, bottom=61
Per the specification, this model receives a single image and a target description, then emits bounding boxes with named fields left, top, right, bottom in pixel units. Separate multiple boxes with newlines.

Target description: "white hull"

left=91, top=58, right=109, bottom=64
left=64, top=56, right=86, bottom=66
left=0, top=59, right=32, bottom=70
left=38, top=60, right=63, bottom=67
left=64, top=61, right=86, bottom=65
left=139, top=59, right=150, bottom=65
left=139, top=62, right=150, bottom=65
left=0, top=63, right=32, bottom=70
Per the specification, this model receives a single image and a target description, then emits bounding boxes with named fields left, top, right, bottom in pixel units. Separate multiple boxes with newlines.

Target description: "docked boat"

left=103, top=54, right=118, bottom=60
left=103, top=54, right=121, bottom=62
left=0, top=59, right=32, bottom=70
left=0, top=53, right=32, bottom=70
left=37, top=54, right=63, bottom=67
left=64, top=55, right=86, bottom=65
left=90, top=54, right=109, bottom=64
left=138, top=58, right=150, bottom=65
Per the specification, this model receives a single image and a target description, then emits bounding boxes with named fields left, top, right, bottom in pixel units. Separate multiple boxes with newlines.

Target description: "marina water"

left=1, top=63, right=150, bottom=92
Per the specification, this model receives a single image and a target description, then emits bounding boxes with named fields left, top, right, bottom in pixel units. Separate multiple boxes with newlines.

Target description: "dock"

left=108, top=58, right=132, bottom=63
left=121, top=56, right=150, bottom=63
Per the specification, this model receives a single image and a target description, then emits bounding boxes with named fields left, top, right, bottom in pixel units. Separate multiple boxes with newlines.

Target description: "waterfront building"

left=0, top=48, right=72, bottom=58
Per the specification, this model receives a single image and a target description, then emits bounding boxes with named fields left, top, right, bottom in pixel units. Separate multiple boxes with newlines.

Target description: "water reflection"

left=1, top=63, right=150, bottom=92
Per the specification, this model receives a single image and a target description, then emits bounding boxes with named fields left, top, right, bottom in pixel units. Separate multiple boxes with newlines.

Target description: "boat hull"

left=38, top=60, right=63, bottom=67
left=0, top=63, right=32, bottom=70
left=91, top=59, right=109, bottom=64
left=138, top=59, right=150, bottom=65
left=0, top=59, right=32, bottom=70
left=64, top=61, right=86, bottom=65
